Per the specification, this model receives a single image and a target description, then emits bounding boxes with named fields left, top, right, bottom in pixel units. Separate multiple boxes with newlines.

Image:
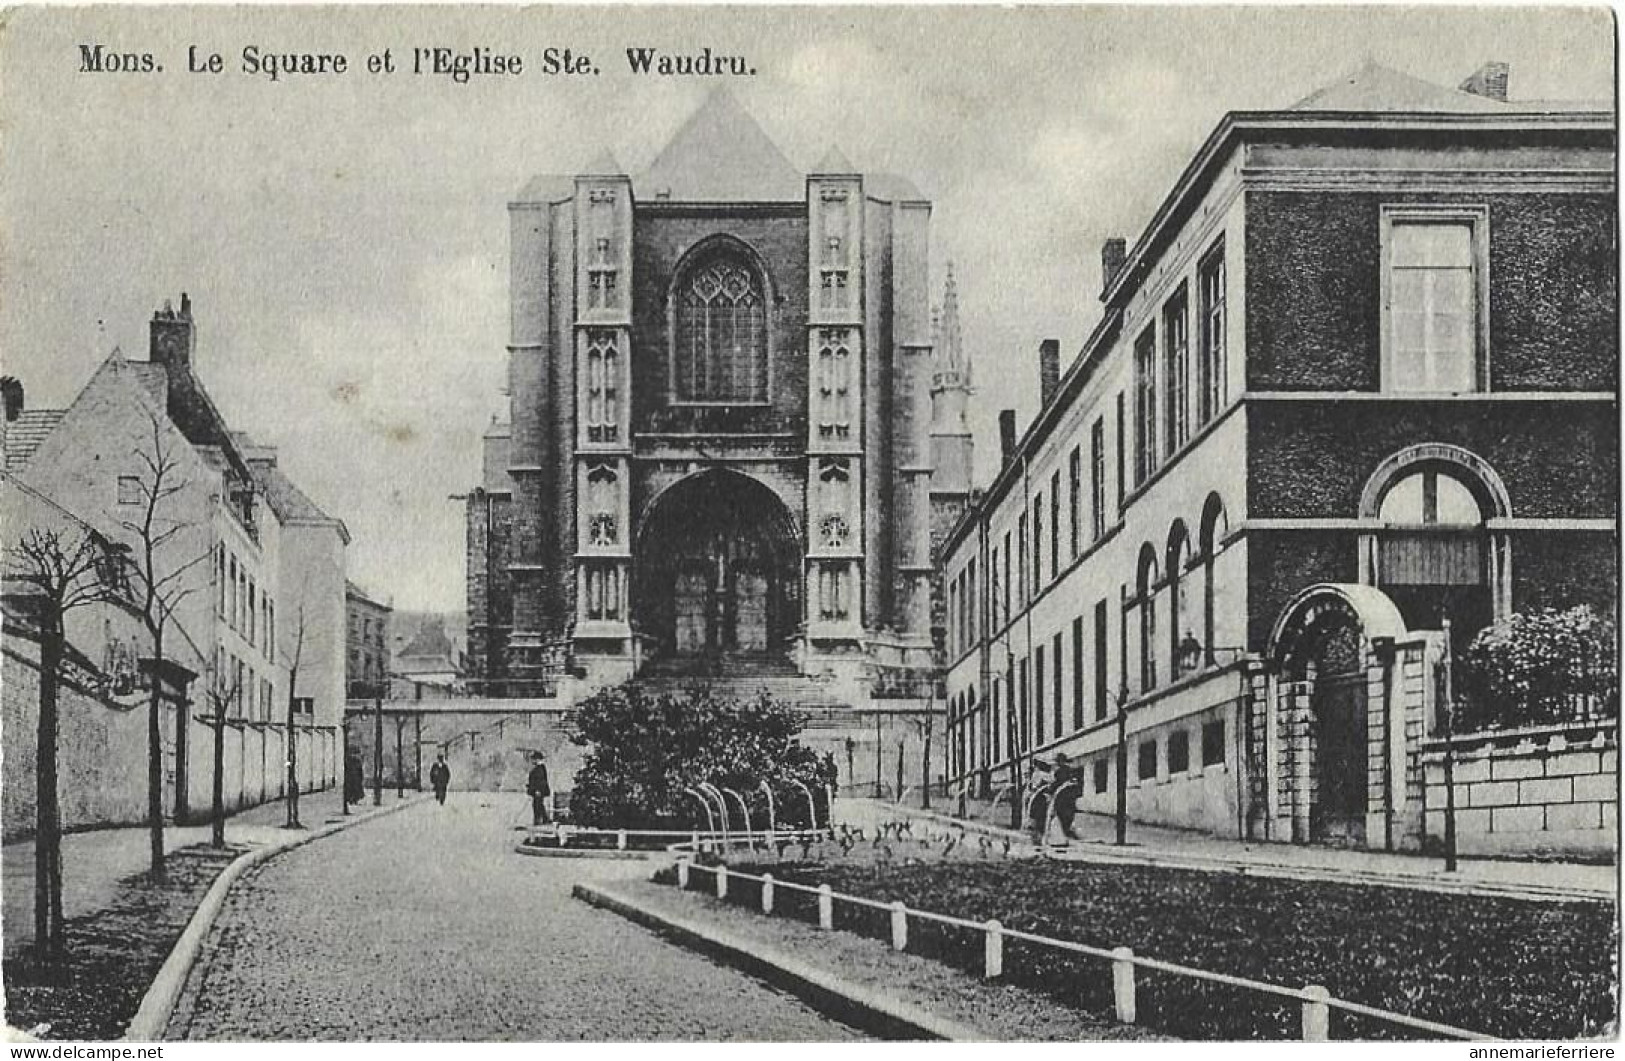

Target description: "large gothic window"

left=674, top=256, right=768, bottom=403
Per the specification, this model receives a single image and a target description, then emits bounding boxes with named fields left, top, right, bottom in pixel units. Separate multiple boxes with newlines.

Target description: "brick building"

left=465, top=90, right=973, bottom=723
left=1, top=296, right=349, bottom=834
left=346, top=581, right=391, bottom=699
left=940, top=63, right=1616, bottom=857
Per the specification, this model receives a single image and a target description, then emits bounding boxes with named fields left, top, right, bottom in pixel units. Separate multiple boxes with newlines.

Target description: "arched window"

left=1136, top=543, right=1159, bottom=691
left=1198, top=493, right=1229, bottom=667
left=673, top=255, right=768, bottom=403
left=1166, top=522, right=1192, bottom=678
left=1360, top=445, right=1511, bottom=656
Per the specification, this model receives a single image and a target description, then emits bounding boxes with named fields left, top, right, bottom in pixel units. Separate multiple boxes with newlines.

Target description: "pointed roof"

left=4, top=409, right=65, bottom=473
left=935, top=263, right=969, bottom=388
left=812, top=145, right=857, bottom=175
left=582, top=149, right=626, bottom=177
left=248, top=453, right=352, bottom=545
left=1292, top=61, right=1510, bottom=113
left=639, top=89, right=803, bottom=202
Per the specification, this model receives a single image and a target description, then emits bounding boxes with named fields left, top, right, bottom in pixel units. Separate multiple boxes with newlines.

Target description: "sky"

left=0, top=5, right=1612, bottom=612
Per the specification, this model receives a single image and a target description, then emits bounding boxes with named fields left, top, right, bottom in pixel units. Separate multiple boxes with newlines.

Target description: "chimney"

left=1101, top=238, right=1127, bottom=296
left=1, top=378, right=22, bottom=422
left=998, top=409, right=1017, bottom=464
left=1459, top=61, right=1509, bottom=102
left=150, top=292, right=195, bottom=374
left=1038, top=339, right=1061, bottom=409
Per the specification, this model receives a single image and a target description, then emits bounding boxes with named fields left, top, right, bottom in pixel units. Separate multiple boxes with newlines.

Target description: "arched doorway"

left=635, top=470, right=800, bottom=660
left=1269, top=584, right=1408, bottom=847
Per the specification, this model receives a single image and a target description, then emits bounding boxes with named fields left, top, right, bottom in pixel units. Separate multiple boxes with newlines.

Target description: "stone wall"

left=1422, top=722, right=1617, bottom=860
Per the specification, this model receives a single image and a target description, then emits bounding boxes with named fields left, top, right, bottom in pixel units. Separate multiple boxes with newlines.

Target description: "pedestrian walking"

left=429, top=753, right=451, bottom=805
left=526, top=752, right=552, bottom=826
left=1031, top=752, right=1082, bottom=845
left=344, top=748, right=365, bottom=805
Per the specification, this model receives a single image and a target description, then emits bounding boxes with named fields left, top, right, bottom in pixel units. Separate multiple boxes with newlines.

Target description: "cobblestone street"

left=169, top=796, right=870, bottom=1041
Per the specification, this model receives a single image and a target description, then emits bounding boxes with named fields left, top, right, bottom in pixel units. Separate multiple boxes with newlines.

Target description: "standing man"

left=429, top=753, right=451, bottom=806
left=526, top=752, right=552, bottom=826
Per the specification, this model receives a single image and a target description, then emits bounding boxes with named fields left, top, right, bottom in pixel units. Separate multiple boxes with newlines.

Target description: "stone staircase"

left=630, top=654, right=850, bottom=719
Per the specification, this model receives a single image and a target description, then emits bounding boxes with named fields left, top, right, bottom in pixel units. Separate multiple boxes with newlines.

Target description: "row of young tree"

left=6, top=410, right=315, bottom=963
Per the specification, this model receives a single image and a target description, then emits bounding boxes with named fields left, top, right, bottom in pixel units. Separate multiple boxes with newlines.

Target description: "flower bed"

left=4, top=844, right=246, bottom=1040
left=655, top=857, right=1616, bottom=1040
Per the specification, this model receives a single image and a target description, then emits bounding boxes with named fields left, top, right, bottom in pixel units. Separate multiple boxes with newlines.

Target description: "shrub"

left=568, top=683, right=836, bottom=830
left=1457, top=607, right=1617, bottom=732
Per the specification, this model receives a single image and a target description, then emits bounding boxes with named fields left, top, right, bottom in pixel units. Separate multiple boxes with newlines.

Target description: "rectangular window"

left=1137, top=739, right=1158, bottom=782
left=1034, top=646, right=1045, bottom=746
left=1017, top=515, right=1028, bottom=609
left=1133, top=327, right=1157, bottom=485
left=117, top=475, right=142, bottom=506
left=1071, top=616, right=1085, bottom=732
left=966, top=559, right=976, bottom=645
left=1163, top=285, right=1190, bottom=455
left=992, top=680, right=1002, bottom=763
left=1033, top=493, right=1046, bottom=591
left=247, top=584, right=257, bottom=647
left=1202, top=718, right=1226, bottom=767
left=1114, top=393, right=1126, bottom=511
left=1090, top=418, right=1106, bottom=542
left=1093, top=758, right=1109, bottom=794
left=1067, top=448, right=1082, bottom=560
left=1052, top=631, right=1063, bottom=738
left=989, top=546, right=1001, bottom=629
left=1383, top=209, right=1484, bottom=393
left=1168, top=729, right=1191, bottom=775
left=1049, top=470, right=1061, bottom=579
left=1018, top=658, right=1030, bottom=753
left=1093, top=599, right=1109, bottom=722
left=1002, top=534, right=1012, bottom=624
left=1198, top=241, right=1227, bottom=423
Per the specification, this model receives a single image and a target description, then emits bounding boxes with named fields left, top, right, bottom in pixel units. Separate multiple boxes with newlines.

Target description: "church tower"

left=470, top=90, right=943, bottom=705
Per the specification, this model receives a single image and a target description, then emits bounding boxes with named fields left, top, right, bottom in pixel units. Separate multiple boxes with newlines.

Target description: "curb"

left=123, top=795, right=429, bottom=1042
left=514, top=843, right=656, bottom=861
left=573, top=881, right=985, bottom=1042
left=889, top=804, right=1612, bottom=904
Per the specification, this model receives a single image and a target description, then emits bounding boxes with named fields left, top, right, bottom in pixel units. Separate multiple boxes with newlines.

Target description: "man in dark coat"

left=429, top=754, right=451, bottom=805
left=344, top=748, right=365, bottom=805
left=526, top=752, right=552, bottom=826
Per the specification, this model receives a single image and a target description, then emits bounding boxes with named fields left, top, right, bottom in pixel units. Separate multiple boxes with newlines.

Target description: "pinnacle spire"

left=937, top=262, right=968, bottom=389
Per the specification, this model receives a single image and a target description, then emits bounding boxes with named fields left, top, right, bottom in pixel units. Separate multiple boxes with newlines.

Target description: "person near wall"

left=526, top=752, right=552, bottom=826
left=1030, top=752, right=1082, bottom=845
left=429, top=754, right=451, bottom=805
left=344, top=748, right=365, bottom=805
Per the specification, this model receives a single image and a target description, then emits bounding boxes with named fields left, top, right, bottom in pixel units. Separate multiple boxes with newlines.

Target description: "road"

left=169, top=795, right=870, bottom=1041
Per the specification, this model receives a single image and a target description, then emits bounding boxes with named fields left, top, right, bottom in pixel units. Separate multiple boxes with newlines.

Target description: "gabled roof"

left=639, top=89, right=803, bottom=202
left=248, top=457, right=351, bottom=544
left=4, top=410, right=65, bottom=473
left=1292, top=61, right=1511, bottom=113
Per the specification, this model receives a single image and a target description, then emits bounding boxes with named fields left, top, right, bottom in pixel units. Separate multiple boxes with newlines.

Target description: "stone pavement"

left=168, top=793, right=871, bottom=1041
left=835, top=798, right=1616, bottom=902
left=2, top=785, right=412, bottom=957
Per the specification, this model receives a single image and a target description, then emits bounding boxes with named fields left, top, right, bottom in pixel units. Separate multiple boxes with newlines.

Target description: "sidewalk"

left=833, top=798, right=1616, bottom=903
left=2, top=785, right=423, bottom=956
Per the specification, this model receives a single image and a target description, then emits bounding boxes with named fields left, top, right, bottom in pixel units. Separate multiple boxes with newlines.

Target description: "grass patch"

left=4, top=844, right=246, bottom=1040
left=666, top=857, right=1616, bottom=1040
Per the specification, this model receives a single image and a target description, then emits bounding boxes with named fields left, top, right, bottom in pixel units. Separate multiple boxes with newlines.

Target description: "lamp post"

left=372, top=684, right=383, bottom=807
left=1440, top=619, right=1459, bottom=873
left=340, top=710, right=351, bottom=816
left=1113, top=679, right=1130, bottom=846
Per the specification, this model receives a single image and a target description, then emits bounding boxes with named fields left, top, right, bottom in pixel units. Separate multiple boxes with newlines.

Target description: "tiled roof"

left=249, top=458, right=350, bottom=543
left=4, top=409, right=65, bottom=472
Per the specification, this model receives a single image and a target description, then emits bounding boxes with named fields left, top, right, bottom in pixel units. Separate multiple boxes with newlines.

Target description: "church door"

left=674, top=566, right=710, bottom=655
left=735, top=568, right=769, bottom=652
left=1311, top=673, right=1368, bottom=845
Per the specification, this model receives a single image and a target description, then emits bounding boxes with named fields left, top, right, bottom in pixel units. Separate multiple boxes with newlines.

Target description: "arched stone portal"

left=635, top=470, right=800, bottom=660
left=1265, top=584, right=1408, bottom=846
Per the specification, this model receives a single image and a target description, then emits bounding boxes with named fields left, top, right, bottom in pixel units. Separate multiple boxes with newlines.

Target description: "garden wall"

left=1422, top=722, right=1617, bottom=860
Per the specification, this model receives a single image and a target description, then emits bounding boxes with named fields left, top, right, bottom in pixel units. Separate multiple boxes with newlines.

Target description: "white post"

left=1302, top=985, right=1330, bottom=1042
left=617, top=828, right=627, bottom=851
left=983, top=919, right=1003, bottom=979
left=691, top=830, right=700, bottom=853
left=677, top=857, right=690, bottom=888
left=558, top=826, right=569, bottom=848
left=890, top=901, right=908, bottom=951
left=761, top=873, right=775, bottom=914
left=817, top=884, right=834, bottom=930
left=1111, top=947, right=1137, bottom=1024
left=716, top=864, right=729, bottom=900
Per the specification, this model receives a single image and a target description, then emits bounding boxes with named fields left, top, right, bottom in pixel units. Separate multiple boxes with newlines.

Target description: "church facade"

left=465, top=92, right=972, bottom=708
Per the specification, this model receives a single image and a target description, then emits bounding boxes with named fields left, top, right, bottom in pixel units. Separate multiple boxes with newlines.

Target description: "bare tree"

left=202, top=665, right=243, bottom=848
left=120, top=413, right=208, bottom=881
left=5, top=527, right=121, bottom=959
left=282, top=594, right=310, bottom=829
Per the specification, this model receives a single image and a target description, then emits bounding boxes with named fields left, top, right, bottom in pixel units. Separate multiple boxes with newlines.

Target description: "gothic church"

left=465, top=91, right=974, bottom=708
